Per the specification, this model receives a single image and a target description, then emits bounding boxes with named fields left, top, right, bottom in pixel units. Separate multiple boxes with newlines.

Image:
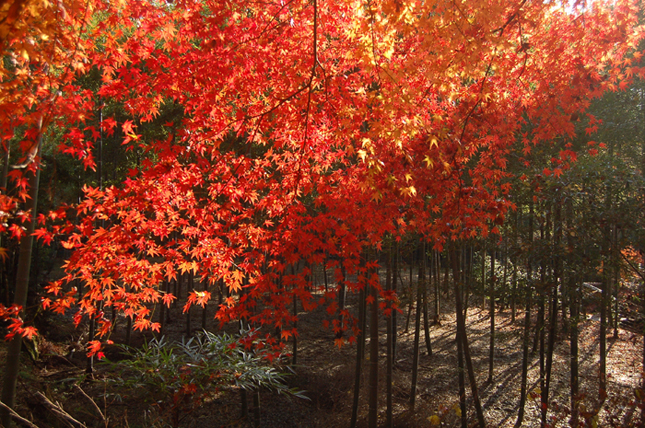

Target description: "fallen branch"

left=74, top=384, right=106, bottom=422
left=0, top=400, right=41, bottom=428
left=34, top=392, right=87, bottom=428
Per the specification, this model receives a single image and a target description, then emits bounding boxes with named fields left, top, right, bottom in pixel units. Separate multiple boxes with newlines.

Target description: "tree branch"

left=0, top=400, right=41, bottom=428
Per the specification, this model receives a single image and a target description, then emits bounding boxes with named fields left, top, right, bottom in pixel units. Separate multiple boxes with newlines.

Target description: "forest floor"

left=0, top=281, right=643, bottom=428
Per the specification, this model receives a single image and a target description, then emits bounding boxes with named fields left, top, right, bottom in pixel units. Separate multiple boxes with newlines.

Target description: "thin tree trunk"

left=201, top=274, right=208, bottom=330
left=423, top=284, right=432, bottom=356
left=600, top=146, right=614, bottom=403
left=515, top=277, right=533, bottom=428
left=450, top=246, right=486, bottom=428
left=0, top=140, right=8, bottom=307
left=570, top=276, right=580, bottom=427
left=543, top=197, right=562, bottom=426
left=481, top=243, right=487, bottom=310
left=253, top=390, right=261, bottom=428
left=464, top=246, right=473, bottom=315
left=502, top=236, right=508, bottom=310
left=488, top=247, right=495, bottom=383
left=421, top=245, right=432, bottom=356
left=564, top=196, right=580, bottom=428
left=542, top=281, right=558, bottom=427
left=600, top=253, right=608, bottom=403
left=368, top=251, right=379, bottom=428
left=350, top=285, right=367, bottom=428
left=337, top=263, right=347, bottom=338
left=385, top=244, right=393, bottom=428
left=515, top=201, right=534, bottom=428
left=0, top=119, right=43, bottom=428
left=457, top=321, right=468, bottom=428
left=612, top=225, right=619, bottom=339
left=511, top=209, right=521, bottom=323
left=125, top=315, right=132, bottom=346
left=410, top=241, right=424, bottom=412
left=186, top=274, right=192, bottom=337
left=405, top=251, right=414, bottom=334
left=537, top=220, right=548, bottom=418
left=240, top=389, right=248, bottom=419
left=160, top=280, right=168, bottom=335
left=392, top=242, right=398, bottom=360
left=433, top=249, right=440, bottom=324
left=323, top=256, right=329, bottom=293
left=292, top=292, right=298, bottom=365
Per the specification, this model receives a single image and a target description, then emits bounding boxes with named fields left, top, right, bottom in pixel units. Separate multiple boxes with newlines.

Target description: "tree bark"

left=350, top=259, right=367, bottom=428
left=433, top=249, right=440, bottom=324
left=488, top=247, right=495, bottom=383
left=457, top=321, right=468, bottom=428
left=515, top=201, right=534, bottom=428
left=337, top=263, right=347, bottom=338
left=368, top=251, right=379, bottom=428
left=1, top=119, right=43, bottom=428
left=542, top=280, right=558, bottom=427
left=421, top=244, right=432, bottom=356
left=450, top=246, right=486, bottom=428
left=385, top=244, right=393, bottom=428
left=392, top=242, right=398, bottom=360
left=410, top=240, right=424, bottom=412
left=543, top=197, right=562, bottom=426
left=481, top=242, right=487, bottom=310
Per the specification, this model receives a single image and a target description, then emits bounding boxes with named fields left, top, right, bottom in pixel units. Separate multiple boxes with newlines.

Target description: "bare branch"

left=0, top=400, right=41, bottom=428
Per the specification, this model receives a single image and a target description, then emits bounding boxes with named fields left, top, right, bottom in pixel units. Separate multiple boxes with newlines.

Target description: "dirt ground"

left=1, top=279, right=643, bottom=428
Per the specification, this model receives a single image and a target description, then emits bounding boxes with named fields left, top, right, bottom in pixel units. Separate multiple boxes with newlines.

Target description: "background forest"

left=1, top=0, right=645, bottom=427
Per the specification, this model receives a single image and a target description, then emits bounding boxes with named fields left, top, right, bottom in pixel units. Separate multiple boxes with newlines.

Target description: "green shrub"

left=104, top=327, right=306, bottom=426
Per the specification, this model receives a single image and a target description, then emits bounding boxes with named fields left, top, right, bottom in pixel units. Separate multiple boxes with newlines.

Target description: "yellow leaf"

left=428, top=415, right=441, bottom=425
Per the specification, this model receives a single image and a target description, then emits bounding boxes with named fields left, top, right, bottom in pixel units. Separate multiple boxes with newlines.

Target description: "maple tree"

left=17, top=0, right=643, bottom=352
left=1, top=0, right=645, bottom=424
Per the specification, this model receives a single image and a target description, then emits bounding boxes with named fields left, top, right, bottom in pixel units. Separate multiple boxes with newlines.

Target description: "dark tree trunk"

left=0, top=120, right=42, bottom=427
left=488, top=247, right=495, bottom=383
left=337, top=263, right=347, bottom=338
left=160, top=280, right=168, bottom=335
left=457, top=321, right=468, bottom=428
left=201, top=274, right=208, bottom=330
left=450, top=246, right=486, bottom=428
left=392, top=242, right=398, bottom=359
left=481, top=242, right=487, bottom=310
left=421, top=245, right=432, bottom=356
left=405, top=247, right=415, bottom=334
left=292, top=292, right=298, bottom=365
left=323, top=256, right=329, bottom=293
left=433, top=249, right=440, bottom=324
left=410, top=240, right=424, bottom=412
left=543, top=198, right=562, bottom=426
left=350, top=284, right=367, bottom=428
left=385, top=244, right=394, bottom=428
left=542, top=280, right=558, bottom=427
left=515, top=201, right=534, bottom=428
left=368, top=252, right=379, bottom=428
left=253, top=390, right=260, bottom=428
